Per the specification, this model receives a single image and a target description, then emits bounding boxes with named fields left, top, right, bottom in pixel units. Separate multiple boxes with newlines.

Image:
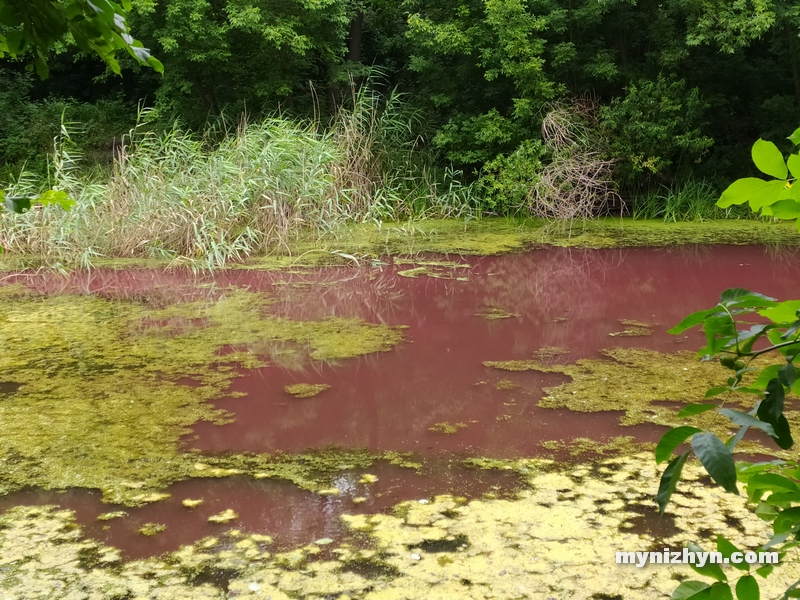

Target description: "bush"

left=600, top=74, right=714, bottom=188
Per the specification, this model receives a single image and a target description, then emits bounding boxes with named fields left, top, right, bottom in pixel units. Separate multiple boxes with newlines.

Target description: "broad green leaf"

left=755, top=564, right=773, bottom=578
left=761, top=531, right=792, bottom=550
left=710, top=583, right=733, bottom=600
left=657, top=451, right=689, bottom=514
left=727, top=426, right=748, bottom=452
left=759, top=301, right=800, bottom=324
left=752, top=139, right=788, bottom=179
left=753, top=365, right=782, bottom=389
left=656, top=427, right=702, bottom=463
left=789, top=127, right=800, bottom=147
left=755, top=501, right=779, bottom=520
left=773, top=507, right=800, bottom=534
left=759, top=379, right=785, bottom=422
left=669, top=308, right=717, bottom=334
left=779, top=363, right=796, bottom=388
left=720, top=289, right=776, bottom=306
left=689, top=542, right=727, bottom=582
left=682, top=402, right=719, bottom=415
left=748, top=473, right=800, bottom=493
left=692, top=433, right=738, bottom=494
left=718, top=178, right=771, bottom=208
left=735, top=575, right=759, bottom=600
left=788, top=154, right=800, bottom=179
left=717, top=409, right=776, bottom=437
left=769, top=199, right=800, bottom=219
left=764, top=491, right=800, bottom=506
left=717, top=535, right=749, bottom=572
left=672, top=581, right=711, bottom=600
left=748, top=180, right=789, bottom=211
left=4, top=195, right=31, bottom=214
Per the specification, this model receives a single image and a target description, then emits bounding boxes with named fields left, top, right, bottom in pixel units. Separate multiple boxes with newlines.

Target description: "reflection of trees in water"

left=467, top=248, right=628, bottom=355
left=258, top=265, right=407, bottom=324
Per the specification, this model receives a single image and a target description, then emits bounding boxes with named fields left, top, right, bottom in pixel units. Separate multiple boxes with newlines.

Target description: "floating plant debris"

left=428, top=422, right=468, bottom=434
left=476, top=305, right=519, bottom=320
left=284, top=383, right=331, bottom=398
left=608, top=318, right=656, bottom=337
left=208, top=509, right=238, bottom=524
left=138, top=523, right=166, bottom=536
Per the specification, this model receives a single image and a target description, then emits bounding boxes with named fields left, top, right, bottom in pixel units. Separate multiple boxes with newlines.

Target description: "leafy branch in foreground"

left=0, top=0, right=163, bottom=78
left=658, top=288, right=800, bottom=599
left=657, top=127, right=800, bottom=600
left=718, top=126, right=800, bottom=229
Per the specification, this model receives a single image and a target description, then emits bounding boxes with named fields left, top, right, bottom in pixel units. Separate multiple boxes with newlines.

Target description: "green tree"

left=0, top=0, right=162, bottom=78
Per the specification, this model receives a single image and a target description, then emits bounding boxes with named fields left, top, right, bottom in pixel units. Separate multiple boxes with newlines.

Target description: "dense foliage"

left=1, top=0, right=799, bottom=215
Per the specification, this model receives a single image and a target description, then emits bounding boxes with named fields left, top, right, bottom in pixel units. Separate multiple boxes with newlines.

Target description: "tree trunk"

left=348, top=12, right=365, bottom=64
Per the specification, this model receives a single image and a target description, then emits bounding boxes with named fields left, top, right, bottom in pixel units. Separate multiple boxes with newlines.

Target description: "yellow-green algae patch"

left=609, top=319, right=655, bottom=337
left=476, top=305, right=519, bottom=320
left=428, top=422, right=468, bottom=434
left=3, top=453, right=800, bottom=599
left=0, top=286, right=405, bottom=503
left=233, top=218, right=800, bottom=270
left=486, top=348, right=799, bottom=456
left=138, top=522, right=166, bottom=536
left=284, top=383, right=331, bottom=398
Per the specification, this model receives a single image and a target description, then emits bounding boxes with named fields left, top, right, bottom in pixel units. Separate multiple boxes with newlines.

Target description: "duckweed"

left=284, top=383, right=331, bottom=398
left=0, top=287, right=404, bottom=503
left=138, top=522, right=166, bottom=536
left=3, top=453, right=800, bottom=599
left=428, top=422, right=468, bottom=434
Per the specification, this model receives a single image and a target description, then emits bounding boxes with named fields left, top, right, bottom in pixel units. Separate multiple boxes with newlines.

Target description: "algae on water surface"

left=0, top=286, right=404, bottom=503
left=2, top=453, right=799, bottom=599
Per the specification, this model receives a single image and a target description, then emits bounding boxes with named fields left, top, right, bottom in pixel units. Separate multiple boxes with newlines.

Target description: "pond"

left=1, top=243, right=800, bottom=598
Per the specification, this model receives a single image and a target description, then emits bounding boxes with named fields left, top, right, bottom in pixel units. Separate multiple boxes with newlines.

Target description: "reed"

left=0, top=87, right=479, bottom=269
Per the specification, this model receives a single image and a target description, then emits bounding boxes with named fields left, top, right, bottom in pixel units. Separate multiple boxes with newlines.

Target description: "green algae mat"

left=2, top=219, right=800, bottom=598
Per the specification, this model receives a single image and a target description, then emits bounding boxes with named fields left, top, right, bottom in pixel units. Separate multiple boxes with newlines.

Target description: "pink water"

left=4, top=244, right=800, bottom=557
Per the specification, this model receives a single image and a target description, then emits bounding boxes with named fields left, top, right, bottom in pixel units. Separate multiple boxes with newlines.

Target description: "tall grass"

left=0, top=87, right=479, bottom=268
left=629, top=178, right=749, bottom=222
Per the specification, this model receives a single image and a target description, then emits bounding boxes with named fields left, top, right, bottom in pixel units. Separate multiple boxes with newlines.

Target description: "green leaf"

left=769, top=199, right=800, bottom=220
left=779, top=363, right=796, bottom=388
left=755, top=501, right=779, bottom=521
left=787, top=155, right=800, bottom=179
left=735, top=575, right=759, bottom=600
left=789, top=127, right=800, bottom=147
left=669, top=308, right=717, bottom=334
left=710, top=583, right=733, bottom=600
left=760, top=301, right=800, bottom=324
left=656, top=427, right=703, bottom=463
left=682, top=402, right=720, bottom=415
left=755, top=564, right=773, bottom=578
left=748, top=181, right=790, bottom=211
left=773, top=506, right=800, bottom=534
left=689, top=542, right=728, bottom=582
left=717, top=535, right=749, bottom=572
left=748, top=473, right=800, bottom=493
left=727, top=426, right=749, bottom=452
left=692, top=433, right=738, bottom=494
left=718, top=178, right=771, bottom=208
left=657, top=451, right=690, bottom=514
left=720, top=288, right=776, bottom=306
left=717, top=409, right=776, bottom=437
left=672, top=581, right=711, bottom=600
left=4, top=195, right=31, bottom=213
left=753, top=365, right=782, bottom=389
left=752, top=139, right=788, bottom=179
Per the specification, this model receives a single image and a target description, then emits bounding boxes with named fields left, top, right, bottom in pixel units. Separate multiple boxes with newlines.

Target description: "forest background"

left=1, top=0, right=799, bottom=265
